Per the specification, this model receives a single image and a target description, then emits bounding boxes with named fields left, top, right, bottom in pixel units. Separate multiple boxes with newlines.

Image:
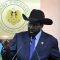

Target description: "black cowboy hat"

left=22, top=9, right=53, bottom=25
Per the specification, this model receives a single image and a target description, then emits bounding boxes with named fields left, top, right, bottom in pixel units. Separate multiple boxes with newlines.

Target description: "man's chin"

left=28, top=32, right=35, bottom=37
left=30, top=31, right=34, bottom=34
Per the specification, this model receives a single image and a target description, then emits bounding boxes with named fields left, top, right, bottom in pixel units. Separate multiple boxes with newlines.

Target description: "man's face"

left=28, top=22, right=43, bottom=37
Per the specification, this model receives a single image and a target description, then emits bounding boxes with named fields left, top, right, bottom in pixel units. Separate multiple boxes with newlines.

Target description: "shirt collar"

left=35, top=30, right=42, bottom=40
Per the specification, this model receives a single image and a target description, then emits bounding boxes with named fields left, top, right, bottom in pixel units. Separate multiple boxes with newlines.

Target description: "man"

left=1, top=9, right=60, bottom=60
left=1, top=40, right=11, bottom=60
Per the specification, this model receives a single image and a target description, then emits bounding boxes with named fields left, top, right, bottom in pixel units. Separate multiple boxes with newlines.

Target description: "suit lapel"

left=36, top=31, right=46, bottom=51
left=24, top=32, right=30, bottom=58
left=20, top=32, right=30, bottom=59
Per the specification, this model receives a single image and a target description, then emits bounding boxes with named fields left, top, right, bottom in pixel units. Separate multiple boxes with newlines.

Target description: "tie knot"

left=32, top=36, right=36, bottom=40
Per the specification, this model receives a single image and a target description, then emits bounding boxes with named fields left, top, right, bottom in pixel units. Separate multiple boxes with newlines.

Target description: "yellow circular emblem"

left=0, top=0, right=30, bottom=33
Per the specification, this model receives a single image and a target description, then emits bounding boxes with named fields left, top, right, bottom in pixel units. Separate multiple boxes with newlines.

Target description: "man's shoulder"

left=43, top=31, right=57, bottom=39
left=16, top=31, right=28, bottom=36
left=43, top=31, right=58, bottom=43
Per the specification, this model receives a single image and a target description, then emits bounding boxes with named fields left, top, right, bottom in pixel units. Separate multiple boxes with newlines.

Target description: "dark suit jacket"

left=1, top=31, right=60, bottom=60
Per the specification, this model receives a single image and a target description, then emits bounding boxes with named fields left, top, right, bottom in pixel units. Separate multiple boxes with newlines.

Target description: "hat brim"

left=22, top=14, right=53, bottom=25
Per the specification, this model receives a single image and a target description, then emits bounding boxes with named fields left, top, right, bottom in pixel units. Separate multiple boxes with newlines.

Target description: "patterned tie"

left=29, top=37, right=35, bottom=59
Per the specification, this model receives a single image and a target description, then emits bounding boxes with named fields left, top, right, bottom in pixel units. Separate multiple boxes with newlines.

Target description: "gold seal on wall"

left=0, top=0, right=30, bottom=33
left=6, top=10, right=22, bottom=25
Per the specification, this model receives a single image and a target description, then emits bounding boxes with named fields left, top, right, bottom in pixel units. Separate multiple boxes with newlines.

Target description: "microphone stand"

left=35, top=48, right=40, bottom=60
left=12, top=41, right=27, bottom=60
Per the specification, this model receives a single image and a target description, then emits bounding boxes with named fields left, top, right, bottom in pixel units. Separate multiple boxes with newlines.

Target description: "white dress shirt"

left=35, top=31, right=42, bottom=49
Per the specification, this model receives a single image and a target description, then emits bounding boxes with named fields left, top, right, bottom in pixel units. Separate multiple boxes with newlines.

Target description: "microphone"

left=12, top=41, right=27, bottom=60
left=35, top=48, right=41, bottom=60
